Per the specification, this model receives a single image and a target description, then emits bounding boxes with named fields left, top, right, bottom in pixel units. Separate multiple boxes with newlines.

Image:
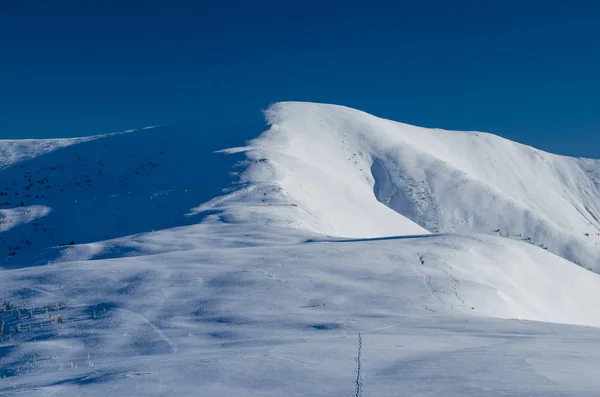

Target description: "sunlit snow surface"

left=2, top=103, right=600, bottom=396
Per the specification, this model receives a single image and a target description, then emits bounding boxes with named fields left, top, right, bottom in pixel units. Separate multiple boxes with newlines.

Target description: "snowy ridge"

left=0, top=136, right=101, bottom=168
left=202, top=102, right=600, bottom=270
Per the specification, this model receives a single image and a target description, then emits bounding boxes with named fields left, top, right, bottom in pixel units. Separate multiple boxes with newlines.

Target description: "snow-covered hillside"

left=0, top=125, right=243, bottom=267
left=202, top=102, right=600, bottom=270
left=3, top=102, right=600, bottom=396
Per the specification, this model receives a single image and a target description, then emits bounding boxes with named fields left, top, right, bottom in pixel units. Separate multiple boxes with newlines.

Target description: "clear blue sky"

left=1, top=1, right=599, bottom=157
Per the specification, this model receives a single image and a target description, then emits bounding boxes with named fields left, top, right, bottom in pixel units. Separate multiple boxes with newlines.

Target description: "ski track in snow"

left=353, top=316, right=413, bottom=397
left=443, top=240, right=466, bottom=312
left=353, top=332, right=363, bottom=397
left=410, top=254, right=442, bottom=312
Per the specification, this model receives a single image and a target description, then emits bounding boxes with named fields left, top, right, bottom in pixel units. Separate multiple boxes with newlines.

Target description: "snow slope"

left=4, top=230, right=600, bottom=396
left=0, top=124, right=242, bottom=268
left=201, top=102, right=600, bottom=271
left=3, top=102, right=600, bottom=396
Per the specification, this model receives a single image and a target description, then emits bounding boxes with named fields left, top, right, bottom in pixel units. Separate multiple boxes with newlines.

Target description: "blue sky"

left=1, top=1, right=599, bottom=157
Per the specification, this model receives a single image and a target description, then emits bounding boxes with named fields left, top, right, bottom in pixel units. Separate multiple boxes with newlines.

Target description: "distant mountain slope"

left=0, top=135, right=100, bottom=167
left=200, top=102, right=600, bottom=270
left=0, top=125, right=240, bottom=268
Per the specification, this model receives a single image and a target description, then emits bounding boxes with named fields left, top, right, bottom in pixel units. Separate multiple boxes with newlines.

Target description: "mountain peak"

left=203, top=101, right=600, bottom=270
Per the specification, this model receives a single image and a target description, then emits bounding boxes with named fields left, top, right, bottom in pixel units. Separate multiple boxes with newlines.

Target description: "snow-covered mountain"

left=201, top=102, right=600, bottom=269
left=2, top=102, right=600, bottom=396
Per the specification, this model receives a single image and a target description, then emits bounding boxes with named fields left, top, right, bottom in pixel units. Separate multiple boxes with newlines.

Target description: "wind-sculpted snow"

left=204, top=102, right=600, bottom=270
left=3, top=103, right=600, bottom=396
